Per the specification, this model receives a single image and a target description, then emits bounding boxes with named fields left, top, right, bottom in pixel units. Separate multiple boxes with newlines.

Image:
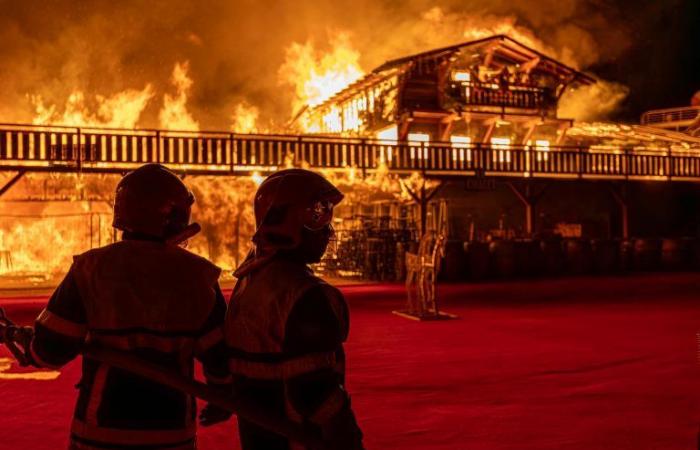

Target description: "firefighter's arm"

left=284, top=287, right=364, bottom=449
left=196, top=284, right=233, bottom=426
left=29, top=266, right=87, bottom=369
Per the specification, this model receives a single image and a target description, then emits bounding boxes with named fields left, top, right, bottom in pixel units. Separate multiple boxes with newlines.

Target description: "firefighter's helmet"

left=252, top=168, right=344, bottom=252
left=113, top=164, right=195, bottom=239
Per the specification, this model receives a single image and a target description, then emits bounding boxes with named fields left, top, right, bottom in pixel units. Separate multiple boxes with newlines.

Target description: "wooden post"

left=609, top=182, right=630, bottom=240
left=507, top=181, right=549, bottom=237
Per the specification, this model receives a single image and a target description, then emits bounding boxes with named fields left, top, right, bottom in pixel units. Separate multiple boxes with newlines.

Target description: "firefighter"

left=202, top=168, right=364, bottom=449
left=28, top=163, right=229, bottom=450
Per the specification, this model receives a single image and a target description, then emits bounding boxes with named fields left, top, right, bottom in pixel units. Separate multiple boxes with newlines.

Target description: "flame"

left=31, top=86, right=153, bottom=128
left=231, top=102, right=260, bottom=134
left=0, top=211, right=112, bottom=277
left=279, top=32, right=364, bottom=113
left=158, top=61, right=199, bottom=131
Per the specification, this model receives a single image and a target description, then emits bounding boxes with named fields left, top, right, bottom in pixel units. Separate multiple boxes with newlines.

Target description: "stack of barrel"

left=438, top=237, right=700, bottom=282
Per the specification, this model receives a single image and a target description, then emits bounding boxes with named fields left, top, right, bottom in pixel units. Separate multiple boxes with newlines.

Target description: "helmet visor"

left=303, top=200, right=335, bottom=231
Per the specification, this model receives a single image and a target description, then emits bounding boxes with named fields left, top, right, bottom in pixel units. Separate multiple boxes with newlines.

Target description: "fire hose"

left=0, top=307, right=324, bottom=449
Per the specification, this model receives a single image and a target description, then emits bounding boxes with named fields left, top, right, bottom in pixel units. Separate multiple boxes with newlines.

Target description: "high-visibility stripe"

left=71, top=419, right=196, bottom=446
left=309, top=388, right=347, bottom=425
left=91, top=334, right=194, bottom=353
left=86, top=364, right=109, bottom=425
left=36, top=308, right=87, bottom=339
left=195, top=327, right=224, bottom=353
left=229, top=351, right=337, bottom=380
left=28, top=340, right=63, bottom=370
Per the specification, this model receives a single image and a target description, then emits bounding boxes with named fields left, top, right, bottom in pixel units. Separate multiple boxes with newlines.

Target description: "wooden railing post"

left=360, top=138, right=367, bottom=178
left=156, top=130, right=161, bottom=163
left=229, top=133, right=235, bottom=174
left=76, top=127, right=82, bottom=172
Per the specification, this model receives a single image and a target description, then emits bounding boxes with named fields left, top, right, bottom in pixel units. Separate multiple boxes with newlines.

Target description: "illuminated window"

left=491, top=137, right=511, bottom=164
left=376, top=126, right=398, bottom=141
left=408, top=133, right=430, bottom=160
left=450, top=135, right=472, bottom=163
left=534, top=139, right=550, bottom=162
left=452, top=71, right=471, bottom=82
left=376, top=126, right=398, bottom=162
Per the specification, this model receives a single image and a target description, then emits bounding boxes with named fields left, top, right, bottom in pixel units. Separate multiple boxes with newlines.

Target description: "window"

left=408, top=133, right=430, bottom=160
left=450, top=135, right=472, bottom=163
left=491, top=137, right=512, bottom=164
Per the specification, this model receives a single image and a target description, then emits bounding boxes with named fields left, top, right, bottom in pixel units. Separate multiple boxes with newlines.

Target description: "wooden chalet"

left=297, top=35, right=595, bottom=149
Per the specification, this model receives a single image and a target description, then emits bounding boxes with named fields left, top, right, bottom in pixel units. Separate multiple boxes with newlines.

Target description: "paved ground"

left=0, top=274, right=698, bottom=449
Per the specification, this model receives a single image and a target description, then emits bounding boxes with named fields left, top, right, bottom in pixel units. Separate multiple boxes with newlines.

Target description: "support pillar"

left=506, top=180, right=549, bottom=237
left=608, top=182, right=630, bottom=240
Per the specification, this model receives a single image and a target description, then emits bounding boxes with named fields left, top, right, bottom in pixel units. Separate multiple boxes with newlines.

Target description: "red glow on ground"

left=0, top=274, right=698, bottom=449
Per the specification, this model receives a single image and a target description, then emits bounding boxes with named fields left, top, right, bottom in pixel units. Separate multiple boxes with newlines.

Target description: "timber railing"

left=641, top=106, right=700, bottom=127
left=1, top=123, right=699, bottom=181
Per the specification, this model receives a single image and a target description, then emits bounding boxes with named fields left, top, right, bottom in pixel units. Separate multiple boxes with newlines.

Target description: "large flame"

left=31, top=87, right=153, bottom=128
left=279, top=32, right=364, bottom=113
left=159, top=61, right=200, bottom=131
left=231, top=102, right=261, bottom=134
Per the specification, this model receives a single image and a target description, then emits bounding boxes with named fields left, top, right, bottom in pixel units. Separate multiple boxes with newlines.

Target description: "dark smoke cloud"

left=0, top=0, right=661, bottom=128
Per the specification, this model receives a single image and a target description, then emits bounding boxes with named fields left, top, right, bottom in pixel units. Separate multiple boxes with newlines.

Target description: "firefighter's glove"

left=199, top=403, right=233, bottom=427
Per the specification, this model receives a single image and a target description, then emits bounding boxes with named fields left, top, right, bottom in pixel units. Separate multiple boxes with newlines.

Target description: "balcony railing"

left=641, top=106, right=700, bottom=127
left=0, top=123, right=699, bottom=181
left=449, top=82, right=553, bottom=110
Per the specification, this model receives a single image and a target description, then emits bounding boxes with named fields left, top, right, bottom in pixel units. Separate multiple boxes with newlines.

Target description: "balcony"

left=448, top=81, right=554, bottom=110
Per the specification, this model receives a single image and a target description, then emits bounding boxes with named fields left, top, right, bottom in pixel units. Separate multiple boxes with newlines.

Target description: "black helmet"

left=113, top=164, right=196, bottom=240
left=252, top=168, right=344, bottom=251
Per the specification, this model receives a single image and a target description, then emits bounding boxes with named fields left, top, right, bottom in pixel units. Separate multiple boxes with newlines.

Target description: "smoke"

left=0, top=0, right=635, bottom=129
left=558, top=81, right=630, bottom=121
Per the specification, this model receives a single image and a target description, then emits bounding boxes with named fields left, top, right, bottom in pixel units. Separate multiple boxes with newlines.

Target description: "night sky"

left=593, top=0, right=700, bottom=121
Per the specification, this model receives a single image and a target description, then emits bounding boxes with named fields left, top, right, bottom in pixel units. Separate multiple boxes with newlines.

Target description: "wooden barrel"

left=540, top=238, right=564, bottom=277
left=514, top=239, right=543, bottom=278
left=619, top=239, right=635, bottom=272
left=693, top=239, right=700, bottom=270
left=563, top=238, right=593, bottom=275
left=633, top=238, right=661, bottom=271
left=441, top=240, right=468, bottom=281
left=591, top=239, right=619, bottom=274
left=489, top=240, right=516, bottom=278
left=660, top=238, right=693, bottom=271
left=464, top=241, right=490, bottom=280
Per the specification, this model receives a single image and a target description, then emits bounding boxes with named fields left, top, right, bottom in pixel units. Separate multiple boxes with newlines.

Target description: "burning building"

left=1, top=34, right=699, bottom=283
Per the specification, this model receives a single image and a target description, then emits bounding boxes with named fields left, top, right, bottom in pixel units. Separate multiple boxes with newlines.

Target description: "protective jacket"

left=225, top=255, right=363, bottom=450
left=30, top=238, right=229, bottom=450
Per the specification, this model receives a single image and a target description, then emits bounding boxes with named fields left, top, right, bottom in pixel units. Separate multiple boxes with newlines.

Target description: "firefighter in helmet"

left=28, top=163, right=229, bottom=450
left=202, top=168, right=364, bottom=449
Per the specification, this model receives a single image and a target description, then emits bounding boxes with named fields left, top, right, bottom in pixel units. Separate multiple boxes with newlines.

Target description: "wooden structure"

left=297, top=35, right=593, bottom=145
left=394, top=201, right=456, bottom=320
left=1, top=123, right=699, bottom=180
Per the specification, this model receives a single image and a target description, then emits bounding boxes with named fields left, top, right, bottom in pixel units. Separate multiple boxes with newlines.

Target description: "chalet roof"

left=373, top=34, right=595, bottom=84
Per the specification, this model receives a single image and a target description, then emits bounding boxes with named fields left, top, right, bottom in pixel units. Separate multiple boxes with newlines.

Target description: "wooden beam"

left=482, top=120, right=497, bottom=144
left=0, top=171, right=25, bottom=198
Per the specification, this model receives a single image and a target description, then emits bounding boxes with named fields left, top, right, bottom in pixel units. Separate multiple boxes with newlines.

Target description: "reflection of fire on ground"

left=0, top=357, right=60, bottom=381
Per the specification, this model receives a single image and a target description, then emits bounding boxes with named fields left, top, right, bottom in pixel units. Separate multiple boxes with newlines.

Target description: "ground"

left=0, top=274, right=698, bottom=449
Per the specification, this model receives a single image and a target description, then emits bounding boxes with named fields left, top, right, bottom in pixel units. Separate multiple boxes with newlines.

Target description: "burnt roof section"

left=373, top=34, right=595, bottom=84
